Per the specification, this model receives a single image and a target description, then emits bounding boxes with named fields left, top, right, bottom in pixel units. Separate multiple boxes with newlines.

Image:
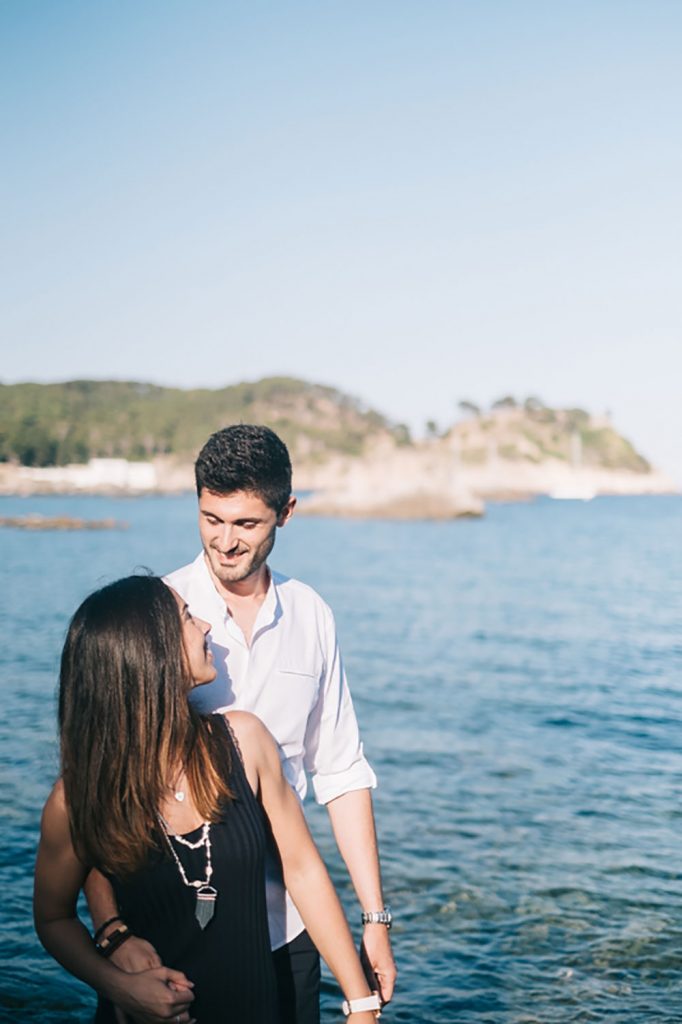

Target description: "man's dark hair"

left=194, top=424, right=292, bottom=512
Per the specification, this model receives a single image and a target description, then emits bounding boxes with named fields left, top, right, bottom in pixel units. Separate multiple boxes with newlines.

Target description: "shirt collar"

left=194, top=552, right=283, bottom=632
left=251, top=567, right=282, bottom=636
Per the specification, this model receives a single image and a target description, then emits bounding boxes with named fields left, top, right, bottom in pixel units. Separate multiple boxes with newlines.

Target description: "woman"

left=34, top=575, right=381, bottom=1023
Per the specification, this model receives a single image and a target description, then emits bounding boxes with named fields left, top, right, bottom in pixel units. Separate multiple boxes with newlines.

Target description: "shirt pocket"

left=277, top=666, right=320, bottom=704
left=271, top=667, right=321, bottom=749
left=278, top=663, right=319, bottom=679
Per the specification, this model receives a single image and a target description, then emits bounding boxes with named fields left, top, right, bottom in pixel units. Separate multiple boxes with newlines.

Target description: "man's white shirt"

left=165, top=552, right=376, bottom=950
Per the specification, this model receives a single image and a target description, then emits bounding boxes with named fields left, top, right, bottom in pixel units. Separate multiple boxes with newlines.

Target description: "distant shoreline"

left=0, top=454, right=676, bottom=521
left=0, top=514, right=127, bottom=530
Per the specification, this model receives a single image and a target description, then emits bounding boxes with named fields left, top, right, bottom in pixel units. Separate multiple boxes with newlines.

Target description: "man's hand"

left=110, top=934, right=162, bottom=973
left=108, top=965, right=195, bottom=1024
left=361, top=925, right=396, bottom=1004
left=109, top=936, right=167, bottom=1024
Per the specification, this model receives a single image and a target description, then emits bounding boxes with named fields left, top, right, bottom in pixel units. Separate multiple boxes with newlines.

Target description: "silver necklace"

left=157, top=814, right=218, bottom=929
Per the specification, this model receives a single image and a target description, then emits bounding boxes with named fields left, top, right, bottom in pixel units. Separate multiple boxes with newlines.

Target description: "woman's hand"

left=110, top=965, right=195, bottom=1023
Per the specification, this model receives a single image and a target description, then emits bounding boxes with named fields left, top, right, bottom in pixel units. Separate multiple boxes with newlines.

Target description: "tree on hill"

left=523, top=396, right=545, bottom=413
left=491, top=395, right=517, bottom=411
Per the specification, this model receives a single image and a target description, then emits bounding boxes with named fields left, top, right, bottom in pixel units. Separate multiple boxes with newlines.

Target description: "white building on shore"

left=15, top=458, right=157, bottom=491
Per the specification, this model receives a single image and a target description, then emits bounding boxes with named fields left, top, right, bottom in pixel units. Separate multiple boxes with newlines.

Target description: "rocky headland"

left=294, top=403, right=675, bottom=518
left=0, top=380, right=676, bottom=518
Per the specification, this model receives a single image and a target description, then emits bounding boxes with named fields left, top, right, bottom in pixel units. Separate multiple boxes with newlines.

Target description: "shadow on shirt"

left=188, top=640, right=234, bottom=714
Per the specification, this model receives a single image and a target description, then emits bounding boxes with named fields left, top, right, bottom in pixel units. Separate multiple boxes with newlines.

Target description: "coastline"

left=0, top=449, right=676, bottom=520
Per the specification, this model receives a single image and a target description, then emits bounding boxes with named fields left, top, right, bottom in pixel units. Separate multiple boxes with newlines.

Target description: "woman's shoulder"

left=221, top=711, right=279, bottom=768
left=40, top=778, right=73, bottom=848
left=216, top=712, right=272, bottom=793
left=222, top=710, right=271, bottom=745
left=43, top=777, right=66, bottom=816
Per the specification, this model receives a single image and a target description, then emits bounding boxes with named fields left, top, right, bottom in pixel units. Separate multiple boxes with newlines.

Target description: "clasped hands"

left=109, top=936, right=195, bottom=1024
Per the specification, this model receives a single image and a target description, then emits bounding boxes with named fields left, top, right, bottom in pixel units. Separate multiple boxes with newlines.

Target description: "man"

left=87, top=425, right=395, bottom=1024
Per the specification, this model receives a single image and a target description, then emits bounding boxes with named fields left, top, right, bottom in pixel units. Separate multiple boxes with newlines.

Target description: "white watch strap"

left=342, top=992, right=382, bottom=1015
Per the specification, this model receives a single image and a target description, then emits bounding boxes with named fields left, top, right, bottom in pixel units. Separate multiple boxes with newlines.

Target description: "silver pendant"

left=195, top=884, right=217, bottom=929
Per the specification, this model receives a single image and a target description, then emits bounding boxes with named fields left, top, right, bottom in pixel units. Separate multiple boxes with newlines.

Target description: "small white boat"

left=548, top=484, right=596, bottom=501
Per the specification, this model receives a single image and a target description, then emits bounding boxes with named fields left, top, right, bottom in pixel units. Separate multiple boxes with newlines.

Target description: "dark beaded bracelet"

left=95, top=923, right=132, bottom=958
left=93, top=915, right=122, bottom=943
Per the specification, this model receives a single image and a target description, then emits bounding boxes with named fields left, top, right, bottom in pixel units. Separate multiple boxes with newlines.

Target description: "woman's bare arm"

left=34, top=781, right=195, bottom=1024
left=226, top=712, right=379, bottom=1023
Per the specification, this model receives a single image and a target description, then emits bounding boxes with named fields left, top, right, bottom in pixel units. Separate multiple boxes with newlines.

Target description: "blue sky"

left=2, top=1, right=681, bottom=479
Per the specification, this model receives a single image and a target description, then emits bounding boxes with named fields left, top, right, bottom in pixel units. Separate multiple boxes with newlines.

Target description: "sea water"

left=1, top=494, right=681, bottom=1023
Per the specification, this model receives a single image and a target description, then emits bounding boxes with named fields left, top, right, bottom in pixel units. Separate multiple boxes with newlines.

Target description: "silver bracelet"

left=361, top=906, right=392, bottom=928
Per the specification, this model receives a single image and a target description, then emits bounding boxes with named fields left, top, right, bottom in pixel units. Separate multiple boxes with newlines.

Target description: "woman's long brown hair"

left=58, top=575, right=232, bottom=877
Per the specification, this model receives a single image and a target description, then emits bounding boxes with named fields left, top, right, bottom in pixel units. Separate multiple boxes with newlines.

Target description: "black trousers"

left=272, top=929, right=321, bottom=1024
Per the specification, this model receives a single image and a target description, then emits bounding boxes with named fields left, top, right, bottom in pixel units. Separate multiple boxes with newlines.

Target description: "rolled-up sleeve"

left=304, top=604, right=377, bottom=805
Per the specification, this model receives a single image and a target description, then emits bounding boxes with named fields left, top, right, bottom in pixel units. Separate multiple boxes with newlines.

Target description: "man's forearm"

left=84, top=868, right=163, bottom=975
left=326, top=788, right=396, bottom=1002
left=326, top=788, right=384, bottom=911
left=83, top=868, right=120, bottom=930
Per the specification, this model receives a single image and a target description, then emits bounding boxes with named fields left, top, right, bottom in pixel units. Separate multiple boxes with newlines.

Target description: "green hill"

left=0, top=381, right=654, bottom=476
left=0, top=377, right=410, bottom=467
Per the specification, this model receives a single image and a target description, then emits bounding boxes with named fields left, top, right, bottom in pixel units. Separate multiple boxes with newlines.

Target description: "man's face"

left=198, top=489, right=295, bottom=587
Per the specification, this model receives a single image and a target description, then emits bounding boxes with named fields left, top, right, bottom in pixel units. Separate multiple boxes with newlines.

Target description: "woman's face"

left=169, top=588, right=217, bottom=686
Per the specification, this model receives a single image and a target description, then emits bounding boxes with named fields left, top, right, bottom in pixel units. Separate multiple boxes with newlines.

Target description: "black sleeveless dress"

left=95, top=719, right=279, bottom=1024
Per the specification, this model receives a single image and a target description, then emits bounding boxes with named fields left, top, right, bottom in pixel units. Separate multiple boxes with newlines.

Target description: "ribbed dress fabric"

left=95, top=719, right=279, bottom=1023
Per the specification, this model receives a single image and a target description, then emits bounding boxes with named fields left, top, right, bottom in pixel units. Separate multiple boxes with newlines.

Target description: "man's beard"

left=207, top=528, right=276, bottom=584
